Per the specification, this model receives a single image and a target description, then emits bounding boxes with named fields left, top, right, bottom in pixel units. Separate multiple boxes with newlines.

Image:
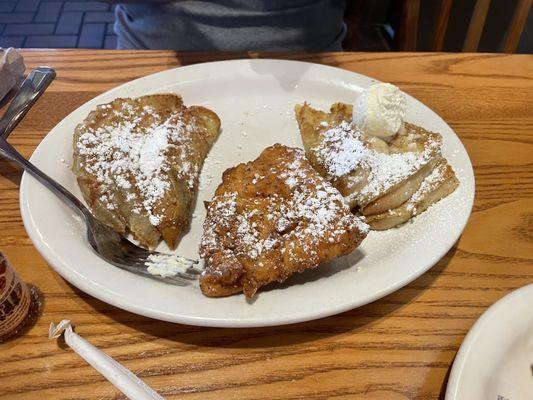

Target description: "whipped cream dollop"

left=353, top=83, right=407, bottom=139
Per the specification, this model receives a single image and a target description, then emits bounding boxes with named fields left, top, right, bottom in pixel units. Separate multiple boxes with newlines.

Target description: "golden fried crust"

left=72, top=94, right=220, bottom=249
left=199, top=144, right=368, bottom=298
left=199, top=250, right=245, bottom=297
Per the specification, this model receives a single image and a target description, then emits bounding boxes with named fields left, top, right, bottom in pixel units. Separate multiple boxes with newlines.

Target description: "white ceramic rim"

left=445, top=284, right=533, bottom=399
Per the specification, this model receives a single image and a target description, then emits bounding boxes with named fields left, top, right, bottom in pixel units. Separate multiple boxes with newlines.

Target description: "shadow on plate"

left=257, top=249, right=364, bottom=295
left=246, top=59, right=312, bottom=92
left=164, top=51, right=345, bottom=92
left=68, top=245, right=458, bottom=350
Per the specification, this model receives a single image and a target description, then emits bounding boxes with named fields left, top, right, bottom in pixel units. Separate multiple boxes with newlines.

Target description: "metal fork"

left=0, top=70, right=200, bottom=285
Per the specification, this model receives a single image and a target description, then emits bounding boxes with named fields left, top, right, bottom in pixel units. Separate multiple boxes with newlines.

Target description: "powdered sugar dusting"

left=406, top=162, right=448, bottom=213
left=313, top=121, right=439, bottom=205
left=317, top=122, right=367, bottom=178
left=359, top=151, right=429, bottom=200
left=75, top=100, right=197, bottom=227
left=200, top=146, right=368, bottom=265
left=145, top=253, right=192, bottom=278
left=410, top=162, right=446, bottom=206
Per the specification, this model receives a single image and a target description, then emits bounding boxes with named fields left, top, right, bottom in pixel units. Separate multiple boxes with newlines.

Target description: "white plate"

left=20, top=59, right=474, bottom=327
left=446, top=284, right=533, bottom=400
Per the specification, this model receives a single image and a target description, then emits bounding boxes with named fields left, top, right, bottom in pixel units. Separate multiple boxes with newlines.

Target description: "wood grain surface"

left=0, top=50, right=532, bottom=400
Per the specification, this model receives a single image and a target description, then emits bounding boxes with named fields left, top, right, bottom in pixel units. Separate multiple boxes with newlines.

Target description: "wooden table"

left=0, top=50, right=532, bottom=400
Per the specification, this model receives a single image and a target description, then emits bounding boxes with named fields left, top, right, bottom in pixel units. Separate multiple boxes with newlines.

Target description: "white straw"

left=49, top=320, right=164, bottom=400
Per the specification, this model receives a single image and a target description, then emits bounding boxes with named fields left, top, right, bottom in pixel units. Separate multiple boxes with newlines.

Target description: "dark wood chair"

left=399, top=0, right=531, bottom=52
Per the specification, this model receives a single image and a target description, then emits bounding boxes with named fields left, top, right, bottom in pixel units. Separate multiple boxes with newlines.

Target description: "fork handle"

left=0, top=67, right=56, bottom=139
left=0, top=138, right=91, bottom=219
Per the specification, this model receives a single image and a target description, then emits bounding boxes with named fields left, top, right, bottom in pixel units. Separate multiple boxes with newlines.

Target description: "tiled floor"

left=0, top=0, right=116, bottom=49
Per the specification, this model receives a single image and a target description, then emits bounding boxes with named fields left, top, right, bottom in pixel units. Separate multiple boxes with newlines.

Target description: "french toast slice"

left=72, top=94, right=220, bottom=249
left=199, top=144, right=368, bottom=298
left=366, top=159, right=459, bottom=229
left=360, top=123, right=442, bottom=216
left=295, top=102, right=457, bottom=229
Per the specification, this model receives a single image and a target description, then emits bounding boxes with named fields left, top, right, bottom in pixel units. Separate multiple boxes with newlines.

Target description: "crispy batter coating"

left=199, top=144, right=368, bottom=298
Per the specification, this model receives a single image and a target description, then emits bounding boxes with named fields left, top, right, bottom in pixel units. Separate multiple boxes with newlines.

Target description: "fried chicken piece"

left=199, top=144, right=369, bottom=298
left=72, top=94, right=220, bottom=249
